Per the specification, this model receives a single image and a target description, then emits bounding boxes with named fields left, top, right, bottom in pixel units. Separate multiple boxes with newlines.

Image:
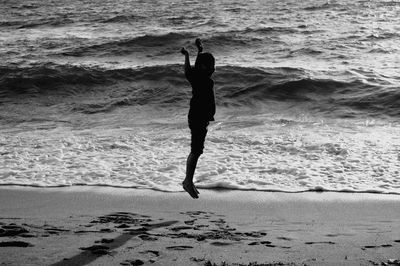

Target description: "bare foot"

left=182, top=180, right=199, bottom=199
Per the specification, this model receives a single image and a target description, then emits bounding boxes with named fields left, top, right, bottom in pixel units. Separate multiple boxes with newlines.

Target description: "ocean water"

left=1, top=0, right=399, bottom=193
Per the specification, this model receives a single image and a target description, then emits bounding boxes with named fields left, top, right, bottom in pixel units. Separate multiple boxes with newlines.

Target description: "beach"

left=1, top=187, right=400, bottom=265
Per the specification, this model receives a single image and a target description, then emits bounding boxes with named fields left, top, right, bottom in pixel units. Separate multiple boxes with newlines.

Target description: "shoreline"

left=2, top=184, right=400, bottom=196
left=1, top=186, right=400, bottom=265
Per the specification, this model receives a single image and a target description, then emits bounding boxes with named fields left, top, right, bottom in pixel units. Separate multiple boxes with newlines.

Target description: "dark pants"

left=188, top=119, right=209, bottom=156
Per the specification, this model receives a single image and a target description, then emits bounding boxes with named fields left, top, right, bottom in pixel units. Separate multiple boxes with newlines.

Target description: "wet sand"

left=0, top=186, right=400, bottom=266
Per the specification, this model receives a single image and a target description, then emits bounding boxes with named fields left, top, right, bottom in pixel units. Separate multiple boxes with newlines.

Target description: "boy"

left=180, top=38, right=216, bottom=199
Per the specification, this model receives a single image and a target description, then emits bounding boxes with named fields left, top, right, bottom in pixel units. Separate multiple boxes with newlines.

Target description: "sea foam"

left=1, top=110, right=399, bottom=194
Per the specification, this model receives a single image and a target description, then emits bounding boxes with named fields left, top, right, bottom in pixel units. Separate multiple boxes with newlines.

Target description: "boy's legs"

left=182, top=120, right=209, bottom=199
left=183, top=152, right=200, bottom=198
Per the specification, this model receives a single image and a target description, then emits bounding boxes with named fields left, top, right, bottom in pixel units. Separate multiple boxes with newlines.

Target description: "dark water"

left=1, top=0, right=400, bottom=121
left=1, top=63, right=399, bottom=118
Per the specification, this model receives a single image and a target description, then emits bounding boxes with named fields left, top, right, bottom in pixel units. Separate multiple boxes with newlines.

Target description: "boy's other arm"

left=180, top=47, right=192, bottom=77
left=195, top=38, right=203, bottom=54
left=195, top=38, right=203, bottom=65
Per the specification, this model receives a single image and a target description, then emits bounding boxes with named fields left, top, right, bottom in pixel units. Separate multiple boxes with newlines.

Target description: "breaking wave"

left=1, top=63, right=399, bottom=116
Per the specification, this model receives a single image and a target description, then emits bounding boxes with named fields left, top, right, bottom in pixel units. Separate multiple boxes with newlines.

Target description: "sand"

left=0, top=186, right=400, bottom=266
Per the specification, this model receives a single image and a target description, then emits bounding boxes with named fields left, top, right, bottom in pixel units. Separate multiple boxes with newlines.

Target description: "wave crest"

left=1, top=63, right=398, bottom=116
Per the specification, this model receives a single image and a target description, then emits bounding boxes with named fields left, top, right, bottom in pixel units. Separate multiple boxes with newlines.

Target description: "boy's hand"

left=180, top=47, right=189, bottom=56
left=195, top=38, right=203, bottom=52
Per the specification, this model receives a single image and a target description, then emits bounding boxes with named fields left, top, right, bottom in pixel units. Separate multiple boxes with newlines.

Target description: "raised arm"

left=181, top=38, right=203, bottom=78
left=194, top=38, right=203, bottom=66
left=180, top=47, right=191, bottom=75
left=195, top=38, right=203, bottom=54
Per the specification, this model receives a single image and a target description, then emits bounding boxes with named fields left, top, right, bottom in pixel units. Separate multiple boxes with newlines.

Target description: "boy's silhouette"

left=180, top=38, right=216, bottom=199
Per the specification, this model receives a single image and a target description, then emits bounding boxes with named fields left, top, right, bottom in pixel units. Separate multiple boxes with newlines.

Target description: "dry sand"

left=0, top=186, right=400, bottom=266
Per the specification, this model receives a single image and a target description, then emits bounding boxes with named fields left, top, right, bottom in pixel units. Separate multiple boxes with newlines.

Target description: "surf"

left=1, top=63, right=399, bottom=117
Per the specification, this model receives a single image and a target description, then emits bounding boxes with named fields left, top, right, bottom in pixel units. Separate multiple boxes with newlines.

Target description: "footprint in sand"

left=243, top=231, right=267, bottom=238
left=0, top=241, right=33, bottom=247
left=166, top=245, right=193, bottom=250
left=100, top=228, right=114, bottom=232
left=95, top=238, right=114, bottom=244
left=276, top=236, right=292, bottom=241
left=90, top=212, right=153, bottom=226
left=139, top=250, right=160, bottom=256
left=196, top=235, right=206, bottom=241
left=115, top=224, right=130, bottom=229
left=0, top=224, right=29, bottom=237
left=210, top=241, right=236, bottom=246
left=210, top=219, right=226, bottom=224
left=248, top=241, right=272, bottom=246
left=180, top=211, right=207, bottom=216
left=362, top=244, right=393, bottom=250
left=120, top=259, right=144, bottom=266
left=325, top=233, right=354, bottom=237
left=247, top=241, right=290, bottom=249
left=305, top=241, right=335, bottom=245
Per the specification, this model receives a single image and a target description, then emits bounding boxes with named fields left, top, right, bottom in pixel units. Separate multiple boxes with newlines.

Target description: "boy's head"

left=195, top=52, right=215, bottom=77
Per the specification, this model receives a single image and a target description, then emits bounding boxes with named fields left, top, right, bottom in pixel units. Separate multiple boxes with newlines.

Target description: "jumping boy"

left=180, top=38, right=216, bottom=199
